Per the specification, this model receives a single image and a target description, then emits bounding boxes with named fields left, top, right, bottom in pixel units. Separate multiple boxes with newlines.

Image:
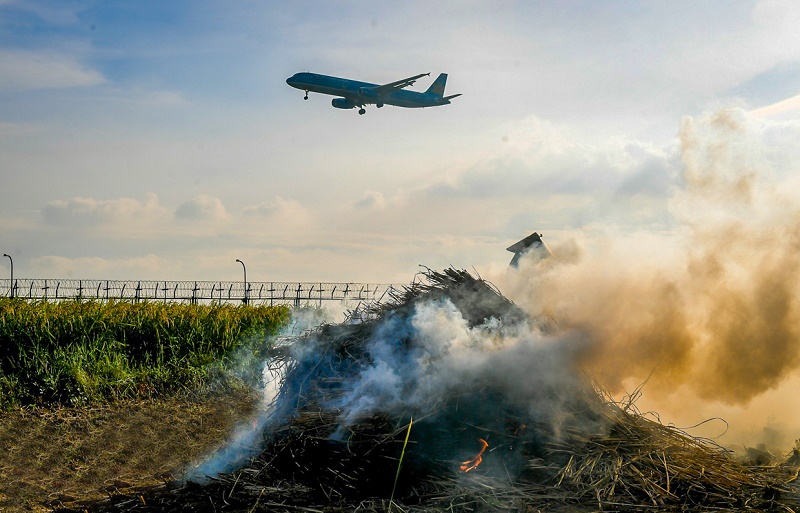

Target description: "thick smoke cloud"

left=500, top=108, right=800, bottom=431
left=334, top=298, right=587, bottom=430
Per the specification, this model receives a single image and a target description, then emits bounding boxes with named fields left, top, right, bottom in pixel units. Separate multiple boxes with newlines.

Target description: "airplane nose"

left=286, top=75, right=299, bottom=88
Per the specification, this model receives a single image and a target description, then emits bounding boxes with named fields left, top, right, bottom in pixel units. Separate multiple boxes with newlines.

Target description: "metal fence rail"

left=0, top=278, right=401, bottom=307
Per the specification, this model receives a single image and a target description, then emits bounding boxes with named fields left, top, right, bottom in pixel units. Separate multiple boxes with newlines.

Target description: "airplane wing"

left=372, top=73, right=430, bottom=94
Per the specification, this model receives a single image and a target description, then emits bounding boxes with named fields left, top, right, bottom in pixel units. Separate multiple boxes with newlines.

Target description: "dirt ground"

left=0, top=391, right=262, bottom=512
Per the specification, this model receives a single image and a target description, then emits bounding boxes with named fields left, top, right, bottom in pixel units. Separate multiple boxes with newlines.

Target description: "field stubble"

left=0, top=391, right=262, bottom=512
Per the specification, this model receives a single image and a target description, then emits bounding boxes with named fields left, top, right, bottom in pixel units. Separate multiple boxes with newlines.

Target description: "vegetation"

left=0, top=298, right=291, bottom=407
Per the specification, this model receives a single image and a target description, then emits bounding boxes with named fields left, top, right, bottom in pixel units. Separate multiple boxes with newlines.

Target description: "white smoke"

left=334, top=297, right=589, bottom=431
left=185, top=306, right=334, bottom=482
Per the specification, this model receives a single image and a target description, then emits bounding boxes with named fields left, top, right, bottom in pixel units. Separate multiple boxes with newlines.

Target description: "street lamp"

left=3, top=254, right=12, bottom=299
left=235, top=259, right=247, bottom=305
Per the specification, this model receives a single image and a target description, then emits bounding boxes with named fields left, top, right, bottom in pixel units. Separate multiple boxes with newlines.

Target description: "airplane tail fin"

left=425, top=73, right=448, bottom=97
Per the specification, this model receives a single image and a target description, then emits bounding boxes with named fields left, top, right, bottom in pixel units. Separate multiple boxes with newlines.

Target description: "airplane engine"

left=331, top=98, right=356, bottom=109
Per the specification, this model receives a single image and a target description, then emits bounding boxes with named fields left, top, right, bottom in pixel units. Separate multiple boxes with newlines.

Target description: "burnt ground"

left=0, top=391, right=261, bottom=512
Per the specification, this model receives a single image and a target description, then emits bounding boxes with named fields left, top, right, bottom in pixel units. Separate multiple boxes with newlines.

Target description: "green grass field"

left=0, top=298, right=291, bottom=407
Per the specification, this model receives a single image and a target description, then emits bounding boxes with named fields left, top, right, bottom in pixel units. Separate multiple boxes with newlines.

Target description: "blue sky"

left=2, top=0, right=800, bottom=283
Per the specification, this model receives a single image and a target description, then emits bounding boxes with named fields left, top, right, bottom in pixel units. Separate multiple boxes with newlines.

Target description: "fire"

left=511, top=424, right=526, bottom=450
left=460, top=438, right=489, bottom=473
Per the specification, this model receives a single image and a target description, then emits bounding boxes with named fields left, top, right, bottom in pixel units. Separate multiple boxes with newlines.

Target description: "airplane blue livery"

left=286, top=72, right=461, bottom=115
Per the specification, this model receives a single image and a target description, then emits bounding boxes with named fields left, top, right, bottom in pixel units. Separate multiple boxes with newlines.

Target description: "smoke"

left=185, top=363, right=281, bottom=482
left=334, top=297, right=588, bottom=429
left=185, top=305, right=336, bottom=482
left=497, top=107, right=800, bottom=448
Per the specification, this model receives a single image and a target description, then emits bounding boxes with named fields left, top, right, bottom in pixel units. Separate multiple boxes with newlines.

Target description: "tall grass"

left=0, top=298, right=291, bottom=407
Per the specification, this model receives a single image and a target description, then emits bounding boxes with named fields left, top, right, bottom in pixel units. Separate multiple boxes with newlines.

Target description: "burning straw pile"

left=70, top=268, right=799, bottom=512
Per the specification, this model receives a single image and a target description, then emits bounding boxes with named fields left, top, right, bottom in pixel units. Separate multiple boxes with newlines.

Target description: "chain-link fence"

left=0, top=278, right=401, bottom=307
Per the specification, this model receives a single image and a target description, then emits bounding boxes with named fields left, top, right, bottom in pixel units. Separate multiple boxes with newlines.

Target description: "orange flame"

left=460, top=438, right=489, bottom=473
left=510, top=424, right=526, bottom=450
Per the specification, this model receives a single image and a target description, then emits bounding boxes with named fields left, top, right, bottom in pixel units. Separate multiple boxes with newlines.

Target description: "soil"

left=0, top=391, right=261, bottom=512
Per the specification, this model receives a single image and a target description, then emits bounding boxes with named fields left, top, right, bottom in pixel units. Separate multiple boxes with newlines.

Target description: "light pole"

left=3, top=254, right=12, bottom=299
left=236, top=259, right=247, bottom=305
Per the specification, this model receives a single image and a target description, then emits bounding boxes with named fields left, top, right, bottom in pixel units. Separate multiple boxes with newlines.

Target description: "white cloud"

left=42, top=193, right=165, bottom=227
left=175, top=195, right=228, bottom=221
left=417, top=115, right=674, bottom=201
left=0, top=50, right=105, bottom=92
left=750, top=94, right=800, bottom=119
left=241, top=197, right=312, bottom=229
left=353, top=191, right=386, bottom=210
left=243, top=196, right=304, bottom=217
left=32, top=253, right=169, bottom=279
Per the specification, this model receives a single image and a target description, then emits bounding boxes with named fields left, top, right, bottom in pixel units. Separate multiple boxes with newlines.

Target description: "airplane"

left=285, top=71, right=461, bottom=115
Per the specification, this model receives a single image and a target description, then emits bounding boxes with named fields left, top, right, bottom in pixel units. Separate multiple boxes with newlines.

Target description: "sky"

left=1, top=0, right=798, bottom=284
left=4, top=0, right=800, bottom=448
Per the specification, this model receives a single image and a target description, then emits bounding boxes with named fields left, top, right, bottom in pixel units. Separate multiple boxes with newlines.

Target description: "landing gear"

left=304, top=90, right=309, bottom=100
left=358, top=108, right=366, bottom=115
left=376, top=103, right=383, bottom=108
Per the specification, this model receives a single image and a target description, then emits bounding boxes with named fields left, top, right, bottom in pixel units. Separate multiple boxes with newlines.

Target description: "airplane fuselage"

left=286, top=72, right=458, bottom=112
